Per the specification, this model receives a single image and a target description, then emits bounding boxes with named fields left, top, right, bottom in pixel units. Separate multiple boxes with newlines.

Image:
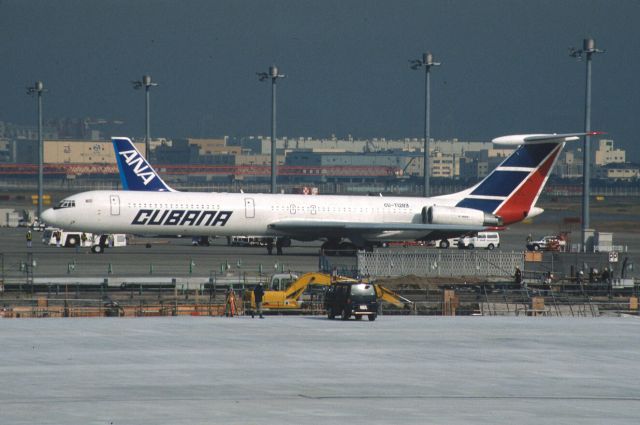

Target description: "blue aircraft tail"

left=112, top=137, right=175, bottom=192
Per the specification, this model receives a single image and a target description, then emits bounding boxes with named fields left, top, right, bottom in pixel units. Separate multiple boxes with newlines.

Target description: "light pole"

left=27, top=81, right=46, bottom=221
left=257, top=65, right=285, bottom=194
left=570, top=38, right=604, bottom=250
left=410, top=52, right=440, bottom=197
left=132, top=75, right=158, bottom=158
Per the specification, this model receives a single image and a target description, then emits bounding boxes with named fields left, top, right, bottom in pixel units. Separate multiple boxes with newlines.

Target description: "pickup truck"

left=526, top=235, right=566, bottom=252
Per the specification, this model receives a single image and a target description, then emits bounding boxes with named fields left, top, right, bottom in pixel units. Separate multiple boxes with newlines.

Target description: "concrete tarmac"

left=1, top=316, right=639, bottom=424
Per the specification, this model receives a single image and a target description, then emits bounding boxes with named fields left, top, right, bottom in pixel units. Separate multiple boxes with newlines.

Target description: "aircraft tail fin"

left=443, top=132, right=602, bottom=225
left=112, top=137, right=176, bottom=192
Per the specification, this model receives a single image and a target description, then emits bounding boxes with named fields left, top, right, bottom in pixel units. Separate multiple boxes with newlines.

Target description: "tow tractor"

left=42, top=227, right=127, bottom=253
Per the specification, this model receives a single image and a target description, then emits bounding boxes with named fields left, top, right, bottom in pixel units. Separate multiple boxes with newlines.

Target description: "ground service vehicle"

left=526, top=235, right=567, bottom=252
left=457, top=232, right=500, bottom=250
left=42, top=228, right=126, bottom=253
left=231, top=236, right=266, bottom=247
left=325, top=282, right=378, bottom=321
left=90, top=233, right=127, bottom=253
left=42, top=228, right=91, bottom=248
left=436, top=238, right=459, bottom=248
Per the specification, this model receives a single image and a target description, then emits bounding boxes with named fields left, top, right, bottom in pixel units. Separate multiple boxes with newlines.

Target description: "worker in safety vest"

left=26, top=230, right=33, bottom=248
left=225, top=288, right=237, bottom=317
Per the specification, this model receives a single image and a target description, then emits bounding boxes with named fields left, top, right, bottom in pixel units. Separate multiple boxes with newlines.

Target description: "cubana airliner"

left=41, top=132, right=599, bottom=254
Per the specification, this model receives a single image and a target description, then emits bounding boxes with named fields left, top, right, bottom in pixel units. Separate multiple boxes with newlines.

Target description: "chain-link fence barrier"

left=357, top=250, right=524, bottom=278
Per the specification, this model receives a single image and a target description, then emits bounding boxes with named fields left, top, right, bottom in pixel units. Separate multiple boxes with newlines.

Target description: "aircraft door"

left=110, top=195, right=120, bottom=216
left=244, top=198, right=255, bottom=218
left=382, top=204, right=393, bottom=223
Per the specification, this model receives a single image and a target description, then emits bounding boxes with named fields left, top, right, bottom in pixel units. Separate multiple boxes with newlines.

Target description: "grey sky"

left=1, top=0, right=639, bottom=158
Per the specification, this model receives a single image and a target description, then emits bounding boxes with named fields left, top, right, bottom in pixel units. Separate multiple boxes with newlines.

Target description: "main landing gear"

left=265, top=237, right=291, bottom=255
left=320, top=240, right=364, bottom=257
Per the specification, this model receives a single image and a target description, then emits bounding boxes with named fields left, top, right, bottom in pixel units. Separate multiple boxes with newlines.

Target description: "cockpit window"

left=53, top=200, right=76, bottom=210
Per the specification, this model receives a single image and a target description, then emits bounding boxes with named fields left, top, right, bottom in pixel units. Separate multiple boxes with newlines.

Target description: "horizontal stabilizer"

left=492, top=131, right=605, bottom=146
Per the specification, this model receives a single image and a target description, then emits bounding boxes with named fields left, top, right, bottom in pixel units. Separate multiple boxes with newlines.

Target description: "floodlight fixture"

left=26, top=81, right=47, bottom=220
left=569, top=38, right=604, bottom=250
left=132, top=75, right=159, bottom=157
left=410, top=52, right=441, bottom=197
left=257, top=65, right=286, bottom=194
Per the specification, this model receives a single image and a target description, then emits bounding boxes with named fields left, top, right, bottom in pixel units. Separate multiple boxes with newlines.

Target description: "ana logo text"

left=131, top=209, right=233, bottom=226
left=119, top=149, right=156, bottom=186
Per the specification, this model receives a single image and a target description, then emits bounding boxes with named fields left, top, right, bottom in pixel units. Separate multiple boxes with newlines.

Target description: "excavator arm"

left=255, top=272, right=338, bottom=309
left=283, top=272, right=333, bottom=300
left=374, top=285, right=414, bottom=309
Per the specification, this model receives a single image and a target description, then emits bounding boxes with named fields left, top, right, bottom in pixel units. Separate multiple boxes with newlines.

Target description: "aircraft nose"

left=41, top=208, right=55, bottom=224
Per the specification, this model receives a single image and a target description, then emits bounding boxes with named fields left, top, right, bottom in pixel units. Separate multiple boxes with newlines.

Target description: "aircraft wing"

left=268, top=220, right=485, bottom=240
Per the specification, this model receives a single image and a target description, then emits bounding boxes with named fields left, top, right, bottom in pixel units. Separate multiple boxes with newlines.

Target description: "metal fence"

left=524, top=251, right=638, bottom=281
left=357, top=250, right=524, bottom=278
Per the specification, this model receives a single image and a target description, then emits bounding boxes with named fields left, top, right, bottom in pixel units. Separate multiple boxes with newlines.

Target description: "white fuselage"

left=42, top=190, right=458, bottom=242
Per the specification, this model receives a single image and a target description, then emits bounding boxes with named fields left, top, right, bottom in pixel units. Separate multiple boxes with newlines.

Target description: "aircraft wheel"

left=280, top=237, right=292, bottom=248
left=321, top=241, right=340, bottom=256
left=338, top=242, right=357, bottom=257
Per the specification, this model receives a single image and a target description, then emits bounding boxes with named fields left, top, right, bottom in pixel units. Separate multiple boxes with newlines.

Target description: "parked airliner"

left=41, top=132, right=599, bottom=254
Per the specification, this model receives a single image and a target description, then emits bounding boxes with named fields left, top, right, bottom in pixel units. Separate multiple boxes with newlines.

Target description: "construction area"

left=0, top=222, right=638, bottom=319
left=1, top=266, right=637, bottom=319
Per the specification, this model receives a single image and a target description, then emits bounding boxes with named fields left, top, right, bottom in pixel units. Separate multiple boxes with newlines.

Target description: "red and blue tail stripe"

left=455, top=142, right=563, bottom=224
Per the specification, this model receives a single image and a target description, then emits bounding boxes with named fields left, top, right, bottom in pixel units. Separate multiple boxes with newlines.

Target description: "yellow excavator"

left=243, top=272, right=412, bottom=311
left=374, top=284, right=413, bottom=309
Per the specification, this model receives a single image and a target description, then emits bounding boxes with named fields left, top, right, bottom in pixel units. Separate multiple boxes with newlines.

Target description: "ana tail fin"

left=112, top=137, right=175, bottom=192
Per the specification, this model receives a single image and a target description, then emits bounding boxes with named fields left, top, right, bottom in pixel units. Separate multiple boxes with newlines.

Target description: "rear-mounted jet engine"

left=422, top=205, right=503, bottom=227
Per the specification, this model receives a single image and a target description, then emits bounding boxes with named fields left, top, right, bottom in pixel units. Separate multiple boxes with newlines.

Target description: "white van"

left=457, top=232, right=500, bottom=250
